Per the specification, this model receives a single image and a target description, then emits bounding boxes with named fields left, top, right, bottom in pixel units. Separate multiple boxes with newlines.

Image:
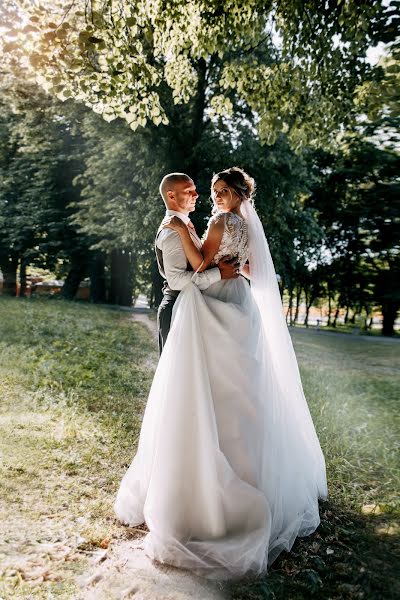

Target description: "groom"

left=156, top=172, right=239, bottom=354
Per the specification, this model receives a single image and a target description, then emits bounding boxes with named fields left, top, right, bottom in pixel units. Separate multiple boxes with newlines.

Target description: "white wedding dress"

left=115, top=210, right=327, bottom=579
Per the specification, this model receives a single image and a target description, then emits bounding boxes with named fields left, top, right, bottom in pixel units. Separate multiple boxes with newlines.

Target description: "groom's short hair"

left=159, top=173, right=192, bottom=203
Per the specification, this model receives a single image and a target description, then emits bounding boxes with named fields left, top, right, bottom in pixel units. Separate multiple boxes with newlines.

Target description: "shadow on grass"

left=229, top=500, right=399, bottom=600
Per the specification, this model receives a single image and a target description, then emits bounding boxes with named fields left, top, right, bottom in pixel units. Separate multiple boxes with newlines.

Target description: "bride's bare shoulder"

left=208, top=212, right=226, bottom=225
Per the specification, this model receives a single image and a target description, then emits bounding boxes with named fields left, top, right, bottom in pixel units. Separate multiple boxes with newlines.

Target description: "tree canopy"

left=0, top=1, right=398, bottom=334
left=1, top=0, right=397, bottom=147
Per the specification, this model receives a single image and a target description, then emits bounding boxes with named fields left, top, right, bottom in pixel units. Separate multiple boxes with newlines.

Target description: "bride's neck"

left=231, top=207, right=243, bottom=218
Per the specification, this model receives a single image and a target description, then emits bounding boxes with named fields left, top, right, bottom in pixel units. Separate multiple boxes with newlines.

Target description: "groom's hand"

left=218, top=256, right=240, bottom=279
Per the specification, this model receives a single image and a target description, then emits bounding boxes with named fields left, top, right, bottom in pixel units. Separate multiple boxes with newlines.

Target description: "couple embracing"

left=114, top=167, right=327, bottom=579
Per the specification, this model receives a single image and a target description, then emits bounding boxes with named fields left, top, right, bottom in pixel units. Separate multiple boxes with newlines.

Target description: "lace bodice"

left=203, top=212, right=249, bottom=268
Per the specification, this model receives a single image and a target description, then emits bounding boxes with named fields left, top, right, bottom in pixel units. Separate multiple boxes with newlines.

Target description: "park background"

left=0, top=1, right=399, bottom=599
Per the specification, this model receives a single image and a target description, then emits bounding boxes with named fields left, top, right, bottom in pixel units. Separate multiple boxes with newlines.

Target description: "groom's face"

left=171, top=179, right=199, bottom=214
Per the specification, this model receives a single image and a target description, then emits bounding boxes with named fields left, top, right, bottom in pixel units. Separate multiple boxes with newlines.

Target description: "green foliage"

left=66, top=87, right=324, bottom=297
left=70, top=109, right=166, bottom=290
left=1, top=0, right=397, bottom=148
left=0, top=79, right=156, bottom=302
left=227, top=130, right=324, bottom=285
left=0, top=0, right=398, bottom=327
left=306, top=132, right=400, bottom=333
left=1, top=76, right=398, bottom=329
left=0, top=82, right=87, bottom=273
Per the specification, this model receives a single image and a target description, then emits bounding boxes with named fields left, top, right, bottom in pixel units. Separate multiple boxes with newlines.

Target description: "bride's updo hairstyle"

left=211, top=166, right=256, bottom=205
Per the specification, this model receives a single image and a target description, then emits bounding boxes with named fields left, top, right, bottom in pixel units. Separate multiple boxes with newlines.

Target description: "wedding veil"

left=241, top=199, right=307, bottom=398
left=241, top=199, right=327, bottom=560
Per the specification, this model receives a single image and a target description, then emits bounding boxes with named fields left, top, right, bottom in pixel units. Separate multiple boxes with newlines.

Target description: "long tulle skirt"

left=115, top=279, right=327, bottom=579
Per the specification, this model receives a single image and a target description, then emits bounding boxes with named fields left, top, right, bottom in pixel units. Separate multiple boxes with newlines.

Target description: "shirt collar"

left=165, top=209, right=191, bottom=225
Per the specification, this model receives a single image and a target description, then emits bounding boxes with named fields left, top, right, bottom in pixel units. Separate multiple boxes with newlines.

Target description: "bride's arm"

left=199, top=218, right=225, bottom=272
left=161, top=217, right=203, bottom=270
left=162, top=216, right=225, bottom=272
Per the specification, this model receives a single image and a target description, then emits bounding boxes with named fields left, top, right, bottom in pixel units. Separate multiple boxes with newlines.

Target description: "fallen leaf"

left=310, top=542, right=320, bottom=553
left=361, top=504, right=382, bottom=515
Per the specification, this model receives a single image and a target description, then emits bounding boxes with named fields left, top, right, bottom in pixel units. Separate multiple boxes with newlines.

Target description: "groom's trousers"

left=157, top=291, right=179, bottom=355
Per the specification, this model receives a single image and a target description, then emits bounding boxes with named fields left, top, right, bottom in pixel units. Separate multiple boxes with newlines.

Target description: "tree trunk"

left=118, top=250, right=134, bottom=307
left=332, top=307, right=340, bottom=328
left=294, top=286, right=301, bottom=324
left=344, top=306, right=349, bottom=323
left=129, top=252, right=137, bottom=307
left=89, top=251, right=106, bottom=304
left=381, top=301, right=399, bottom=336
left=19, top=256, right=28, bottom=298
left=327, top=294, right=332, bottom=326
left=304, top=306, right=309, bottom=327
left=288, top=287, right=294, bottom=326
left=61, top=257, right=87, bottom=300
left=303, top=287, right=310, bottom=326
left=187, top=58, right=207, bottom=179
left=0, top=255, right=18, bottom=296
left=108, top=249, right=134, bottom=307
left=108, top=250, right=119, bottom=305
left=304, top=297, right=314, bottom=327
left=362, top=308, right=370, bottom=331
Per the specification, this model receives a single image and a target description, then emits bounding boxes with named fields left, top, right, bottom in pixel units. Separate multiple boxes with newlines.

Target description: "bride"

left=114, top=167, right=327, bottom=579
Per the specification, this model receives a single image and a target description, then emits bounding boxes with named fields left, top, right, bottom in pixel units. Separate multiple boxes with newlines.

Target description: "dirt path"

left=131, top=312, right=158, bottom=343
left=78, top=312, right=228, bottom=599
left=78, top=538, right=227, bottom=600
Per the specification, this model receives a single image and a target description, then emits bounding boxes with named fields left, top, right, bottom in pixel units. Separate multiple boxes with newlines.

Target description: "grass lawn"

left=0, top=297, right=156, bottom=599
left=0, top=298, right=399, bottom=599
left=292, top=321, right=400, bottom=338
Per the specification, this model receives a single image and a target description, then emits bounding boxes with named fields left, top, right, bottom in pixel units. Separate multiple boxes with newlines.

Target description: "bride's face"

left=212, top=180, right=241, bottom=213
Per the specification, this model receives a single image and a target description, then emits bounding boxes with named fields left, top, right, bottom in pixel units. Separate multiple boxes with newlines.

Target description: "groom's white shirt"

left=156, top=210, right=221, bottom=291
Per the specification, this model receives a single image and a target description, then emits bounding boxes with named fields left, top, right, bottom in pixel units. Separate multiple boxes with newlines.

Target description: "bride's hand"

left=161, top=216, right=187, bottom=233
